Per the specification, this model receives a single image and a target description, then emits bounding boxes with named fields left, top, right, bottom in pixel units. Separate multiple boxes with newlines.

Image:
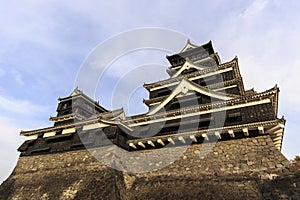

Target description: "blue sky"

left=1, top=0, right=300, bottom=183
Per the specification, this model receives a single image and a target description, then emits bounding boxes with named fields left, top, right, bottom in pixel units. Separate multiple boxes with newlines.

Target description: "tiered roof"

left=18, top=40, right=285, bottom=156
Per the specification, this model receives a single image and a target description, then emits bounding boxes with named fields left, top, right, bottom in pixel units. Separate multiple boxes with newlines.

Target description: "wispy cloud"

left=0, top=95, right=48, bottom=116
left=11, top=70, right=24, bottom=85
left=0, top=116, right=24, bottom=183
left=0, top=117, right=23, bottom=145
left=240, top=0, right=268, bottom=18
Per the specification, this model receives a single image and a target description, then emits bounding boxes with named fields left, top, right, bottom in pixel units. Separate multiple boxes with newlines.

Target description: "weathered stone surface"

left=0, top=135, right=299, bottom=199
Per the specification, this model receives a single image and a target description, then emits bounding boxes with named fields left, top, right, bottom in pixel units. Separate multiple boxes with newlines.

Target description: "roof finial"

left=180, top=39, right=198, bottom=52
left=70, top=86, right=82, bottom=96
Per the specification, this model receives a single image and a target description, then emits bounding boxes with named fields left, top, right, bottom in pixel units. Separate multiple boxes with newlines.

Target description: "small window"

left=227, top=112, right=242, bottom=123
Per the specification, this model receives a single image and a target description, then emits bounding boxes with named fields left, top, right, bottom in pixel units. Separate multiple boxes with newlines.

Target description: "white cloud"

left=0, top=116, right=24, bottom=183
left=0, top=95, right=48, bottom=116
left=240, top=0, right=268, bottom=18
left=0, top=117, right=23, bottom=145
left=0, top=1, right=61, bottom=49
left=11, top=70, right=24, bottom=85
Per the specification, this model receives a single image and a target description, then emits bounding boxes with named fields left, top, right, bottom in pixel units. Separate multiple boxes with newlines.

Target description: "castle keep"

left=0, top=41, right=299, bottom=199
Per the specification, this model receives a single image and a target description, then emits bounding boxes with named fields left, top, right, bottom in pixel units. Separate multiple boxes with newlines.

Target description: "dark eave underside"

left=20, top=85, right=278, bottom=137
left=144, top=57, right=238, bottom=90
left=166, top=41, right=214, bottom=61
left=144, top=78, right=244, bottom=106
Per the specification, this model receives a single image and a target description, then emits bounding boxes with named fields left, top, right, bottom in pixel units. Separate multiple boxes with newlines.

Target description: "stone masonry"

left=1, top=135, right=299, bottom=199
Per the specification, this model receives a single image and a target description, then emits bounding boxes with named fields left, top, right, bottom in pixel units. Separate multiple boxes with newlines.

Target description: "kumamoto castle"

left=0, top=41, right=299, bottom=199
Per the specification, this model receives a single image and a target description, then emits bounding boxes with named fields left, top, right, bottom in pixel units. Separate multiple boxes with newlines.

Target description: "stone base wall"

left=0, top=150, right=119, bottom=200
left=1, top=135, right=299, bottom=199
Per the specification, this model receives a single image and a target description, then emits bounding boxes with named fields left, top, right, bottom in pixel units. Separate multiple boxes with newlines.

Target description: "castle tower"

left=0, top=41, right=299, bottom=200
